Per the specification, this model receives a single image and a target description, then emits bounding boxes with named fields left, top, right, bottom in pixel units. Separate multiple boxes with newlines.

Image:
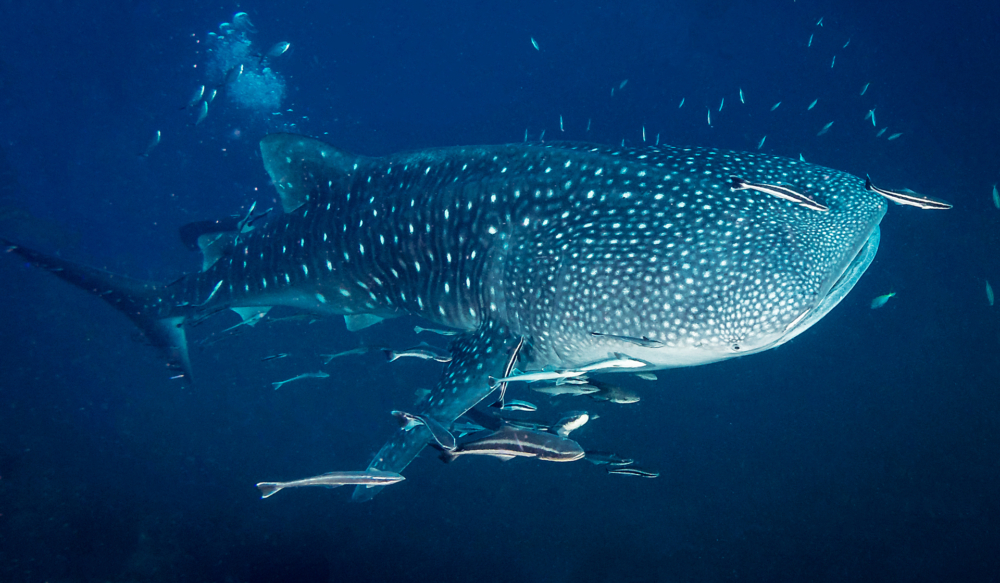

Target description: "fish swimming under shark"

left=3, top=132, right=942, bottom=500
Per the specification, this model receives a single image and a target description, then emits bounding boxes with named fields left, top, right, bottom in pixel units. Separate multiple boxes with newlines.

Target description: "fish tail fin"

left=383, top=349, right=396, bottom=362
left=256, top=482, right=283, bottom=499
left=438, top=450, right=458, bottom=464
left=2, top=239, right=193, bottom=381
left=351, top=425, right=432, bottom=502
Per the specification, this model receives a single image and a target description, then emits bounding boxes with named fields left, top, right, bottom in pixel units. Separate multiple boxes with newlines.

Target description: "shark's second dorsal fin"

left=197, top=232, right=236, bottom=272
left=259, top=133, right=364, bottom=214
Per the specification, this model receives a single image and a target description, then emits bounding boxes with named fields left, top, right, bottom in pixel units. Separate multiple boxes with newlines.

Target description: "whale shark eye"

left=731, top=344, right=741, bottom=352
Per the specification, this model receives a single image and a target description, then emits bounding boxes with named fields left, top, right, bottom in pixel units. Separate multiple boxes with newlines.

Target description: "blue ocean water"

left=0, top=0, right=998, bottom=581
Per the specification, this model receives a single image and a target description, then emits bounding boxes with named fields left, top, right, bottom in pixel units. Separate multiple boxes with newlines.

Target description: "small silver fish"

left=816, top=17, right=823, bottom=26
left=585, top=450, right=634, bottom=466
left=195, top=101, right=209, bottom=125
left=587, top=381, right=640, bottom=405
left=870, top=292, right=896, bottom=309
left=865, top=175, right=951, bottom=210
left=575, top=353, right=648, bottom=373
left=719, top=97, right=724, bottom=112
left=490, top=367, right=585, bottom=386
left=586, top=118, right=591, bottom=132
left=678, top=97, right=685, bottom=108
left=876, top=127, right=888, bottom=138
left=500, top=400, right=538, bottom=412
left=490, top=335, right=525, bottom=408
left=843, top=38, right=850, bottom=48
left=861, top=82, right=870, bottom=95
left=451, top=421, right=487, bottom=438
left=531, top=37, right=539, bottom=50
left=384, top=346, right=452, bottom=363
left=142, top=130, right=161, bottom=157
left=321, top=347, right=371, bottom=363
left=256, top=470, right=404, bottom=499
left=817, top=121, right=834, bottom=136
left=739, top=87, right=744, bottom=103
left=261, top=353, right=289, bottom=362
left=633, top=372, right=658, bottom=381
left=590, top=331, right=665, bottom=348
left=607, top=466, right=659, bottom=478
left=707, top=108, right=711, bottom=126
left=530, top=384, right=599, bottom=397
left=771, top=101, right=781, bottom=111
left=757, top=135, right=766, bottom=150
left=224, top=63, right=243, bottom=85
left=808, top=33, right=814, bottom=47
left=619, top=79, right=628, bottom=89
left=987, top=280, right=994, bottom=306
left=831, top=55, right=836, bottom=68
left=992, top=184, right=999, bottom=209
left=559, top=115, right=564, bottom=132
left=265, top=41, right=291, bottom=58
left=271, top=371, right=330, bottom=390
left=187, top=85, right=205, bottom=108
left=807, top=99, right=818, bottom=110
left=887, top=132, right=902, bottom=140
left=413, top=325, right=460, bottom=336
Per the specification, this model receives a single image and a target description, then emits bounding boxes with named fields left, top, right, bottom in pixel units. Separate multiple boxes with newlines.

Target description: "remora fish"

left=865, top=175, right=952, bottom=210
left=271, top=371, right=329, bottom=390
left=256, top=469, right=404, bottom=499
left=530, top=383, right=599, bottom=397
left=392, top=410, right=456, bottom=451
left=384, top=345, right=452, bottom=363
left=440, top=425, right=584, bottom=463
left=607, top=466, right=659, bottom=478
left=730, top=176, right=828, bottom=212
left=1, top=134, right=891, bottom=501
left=587, top=379, right=641, bottom=404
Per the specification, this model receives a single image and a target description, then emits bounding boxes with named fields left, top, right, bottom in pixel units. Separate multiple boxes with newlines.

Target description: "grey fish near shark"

left=1, top=132, right=949, bottom=500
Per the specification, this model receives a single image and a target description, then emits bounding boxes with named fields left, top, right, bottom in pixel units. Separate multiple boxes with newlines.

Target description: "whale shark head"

left=511, top=144, right=888, bottom=370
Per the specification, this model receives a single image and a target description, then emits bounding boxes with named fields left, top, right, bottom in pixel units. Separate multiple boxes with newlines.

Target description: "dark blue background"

left=1, top=1, right=998, bottom=581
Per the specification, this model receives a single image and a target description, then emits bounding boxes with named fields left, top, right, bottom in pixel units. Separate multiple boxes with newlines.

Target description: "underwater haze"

left=1, top=1, right=999, bottom=581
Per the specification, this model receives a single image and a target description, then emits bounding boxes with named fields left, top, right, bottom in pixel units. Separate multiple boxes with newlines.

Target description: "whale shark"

left=2, top=134, right=892, bottom=500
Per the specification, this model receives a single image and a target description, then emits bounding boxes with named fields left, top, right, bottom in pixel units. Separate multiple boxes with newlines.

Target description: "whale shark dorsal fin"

left=259, top=133, right=364, bottom=214
left=345, top=314, right=384, bottom=331
left=231, top=306, right=271, bottom=323
left=197, top=232, right=236, bottom=272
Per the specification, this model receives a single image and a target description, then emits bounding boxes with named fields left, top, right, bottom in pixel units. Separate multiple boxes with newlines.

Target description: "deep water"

left=1, top=1, right=999, bottom=581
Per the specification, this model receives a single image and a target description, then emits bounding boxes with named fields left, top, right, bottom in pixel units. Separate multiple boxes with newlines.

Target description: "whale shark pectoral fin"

left=352, top=319, right=520, bottom=502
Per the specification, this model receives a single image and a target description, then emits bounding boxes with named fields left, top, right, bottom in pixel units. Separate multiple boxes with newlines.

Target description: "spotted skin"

left=3, top=135, right=887, bottom=498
